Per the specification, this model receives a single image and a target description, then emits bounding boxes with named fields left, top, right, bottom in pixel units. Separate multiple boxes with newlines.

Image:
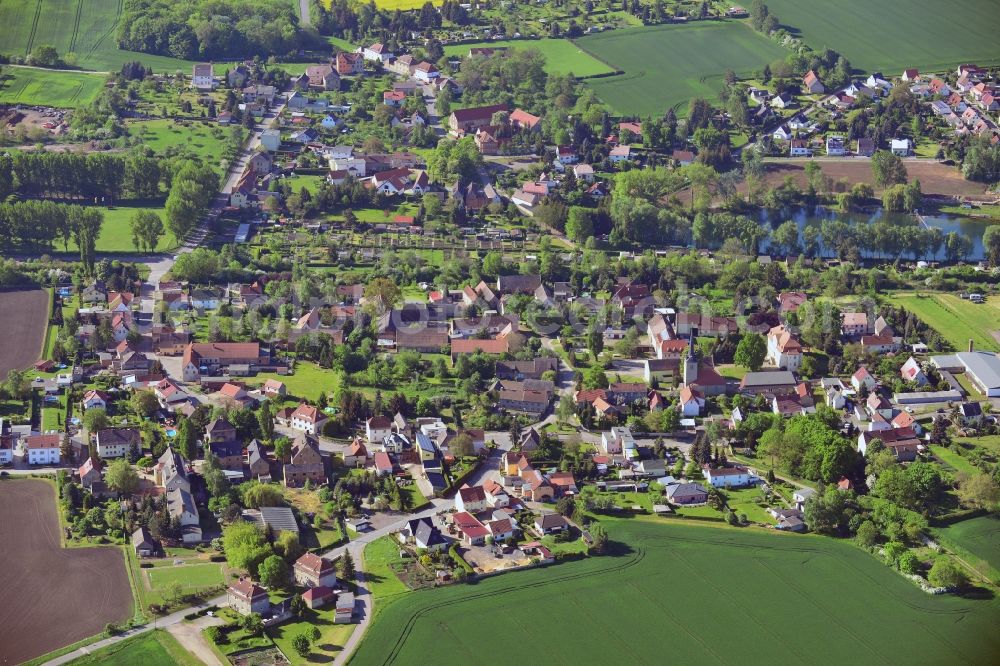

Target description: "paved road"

left=298, top=0, right=312, bottom=25
left=320, top=500, right=452, bottom=665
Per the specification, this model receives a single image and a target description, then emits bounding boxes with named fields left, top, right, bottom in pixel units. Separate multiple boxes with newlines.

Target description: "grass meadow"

left=351, top=517, right=1000, bottom=664
left=443, top=39, right=614, bottom=77
left=575, top=21, right=788, bottom=116
left=0, top=66, right=104, bottom=108
left=893, top=292, right=1000, bottom=352
left=68, top=630, right=199, bottom=666
left=766, top=0, right=1000, bottom=73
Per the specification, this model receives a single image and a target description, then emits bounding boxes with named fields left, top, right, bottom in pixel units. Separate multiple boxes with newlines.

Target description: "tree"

left=339, top=550, right=356, bottom=581
left=589, top=523, right=608, bottom=553
left=83, top=407, right=110, bottom=434
left=130, top=210, right=165, bottom=253
left=222, top=522, right=272, bottom=572
left=450, top=433, right=475, bottom=458
left=734, top=333, right=766, bottom=371
left=984, top=225, right=1000, bottom=267
left=565, top=207, right=595, bottom=243
left=242, top=613, right=264, bottom=637
left=955, top=472, right=999, bottom=511
left=582, top=364, right=609, bottom=389
left=556, top=496, right=576, bottom=517
left=292, top=632, right=311, bottom=657
left=105, top=458, right=139, bottom=495
left=165, top=162, right=218, bottom=239
left=242, top=481, right=285, bottom=508
left=130, top=390, right=159, bottom=418
left=856, top=519, right=879, bottom=547
left=928, top=557, right=966, bottom=588
left=364, top=277, right=401, bottom=314
left=870, top=150, right=908, bottom=188
left=258, top=554, right=289, bottom=588
left=175, top=417, right=198, bottom=460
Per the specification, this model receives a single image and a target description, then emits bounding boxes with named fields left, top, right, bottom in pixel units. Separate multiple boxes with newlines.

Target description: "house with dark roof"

left=534, top=512, right=569, bottom=535
left=399, top=517, right=448, bottom=551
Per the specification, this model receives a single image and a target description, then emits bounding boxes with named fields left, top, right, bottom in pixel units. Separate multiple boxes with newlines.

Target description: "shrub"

left=205, top=626, right=223, bottom=644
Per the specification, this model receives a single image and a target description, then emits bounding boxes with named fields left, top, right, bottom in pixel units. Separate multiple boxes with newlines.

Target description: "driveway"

left=166, top=615, right=225, bottom=666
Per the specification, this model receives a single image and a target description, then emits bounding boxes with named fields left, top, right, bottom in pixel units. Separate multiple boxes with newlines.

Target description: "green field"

left=352, top=518, right=1000, bottom=664
left=0, top=66, right=104, bottom=108
left=0, top=0, right=197, bottom=72
left=575, top=22, right=788, bottom=116
left=443, top=39, right=614, bottom=77
left=893, top=293, right=1000, bottom=352
left=766, top=0, right=1000, bottom=73
left=68, top=630, right=199, bottom=666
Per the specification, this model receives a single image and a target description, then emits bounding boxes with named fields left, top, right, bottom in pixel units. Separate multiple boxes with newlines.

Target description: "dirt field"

left=764, top=159, right=991, bottom=199
left=0, top=480, right=132, bottom=664
left=0, top=289, right=49, bottom=378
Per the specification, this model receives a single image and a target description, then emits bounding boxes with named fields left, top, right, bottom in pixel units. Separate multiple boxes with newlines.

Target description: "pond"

left=757, top=206, right=991, bottom=261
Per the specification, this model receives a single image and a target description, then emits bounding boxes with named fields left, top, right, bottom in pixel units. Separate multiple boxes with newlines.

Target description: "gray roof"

left=259, top=506, right=299, bottom=533
left=166, top=486, right=197, bottom=518
left=741, top=371, right=796, bottom=387
left=955, top=352, right=1000, bottom=390
left=665, top=482, right=708, bottom=500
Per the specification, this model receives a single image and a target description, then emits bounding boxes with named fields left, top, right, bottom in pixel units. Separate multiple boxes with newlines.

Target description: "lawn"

left=0, top=66, right=104, bottom=108
left=267, top=606, right=356, bottom=664
left=443, top=39, right=614, bottom=77
left=67, top=630, right=199, bottom=666
left=351, top=517, right=1000, bottom=664
left=284, top=174, right=328, bottom=196
left=893, top=292, right=1000, bottom=352
left=0, top=0, right=196, bottom=73
left=59, top=203, right=176, bottom=254
left=363, top=536, right=411, bottom=609
left=575, top=21, right=788, bottom=116
left=765, top=0, right=1000, bottom=73
left=723, top=486, right=775, bottom=525
left=128, top=548, right=226, bottom=609
left=933, top=515, right=1000, bottom=584
left=246, top=362, right=344, bottom=402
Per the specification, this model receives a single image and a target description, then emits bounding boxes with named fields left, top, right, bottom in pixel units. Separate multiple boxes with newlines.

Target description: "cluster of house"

left=344, top=412, right=484, bottom=492
left=759, top=66, right=996, bottom=157
left=919, top=64, right=999, bottom=141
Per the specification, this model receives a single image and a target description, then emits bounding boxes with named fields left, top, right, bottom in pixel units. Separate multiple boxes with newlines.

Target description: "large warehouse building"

left=930, top=351, right=1000, bottom=397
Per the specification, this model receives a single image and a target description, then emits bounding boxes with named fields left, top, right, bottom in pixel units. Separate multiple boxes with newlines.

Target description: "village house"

left=703, top=465, right=753, bottom=488
left=766, top=325, right=803, bottom=371
left=283, top=435, right=325, bottom=487
left=294, top=553, right=338, bottom=588
left=95, top=428, right=140, bottom=459
left=192, top=63, right=215, bottom=90
left=23, top=434, right=61, bottom=465
left=448, top=103, right=508, bottom=135
left=290, top=403, right=327, bottom=435
left=228, top=578, right=270, bottom=616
